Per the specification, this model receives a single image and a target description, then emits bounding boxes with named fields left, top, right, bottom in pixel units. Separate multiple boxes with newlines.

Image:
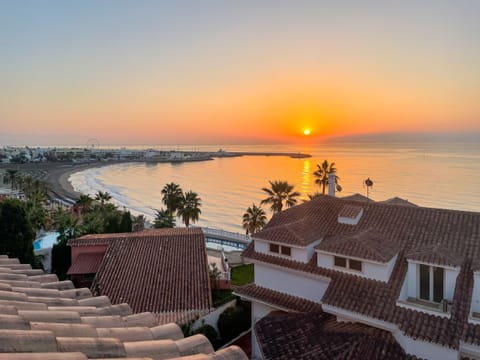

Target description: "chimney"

left=328, top=172, right=336, bottom=197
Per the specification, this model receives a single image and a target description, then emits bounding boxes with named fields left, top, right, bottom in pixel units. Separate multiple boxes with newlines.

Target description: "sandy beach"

left=0, top=161, right=135, bottom=203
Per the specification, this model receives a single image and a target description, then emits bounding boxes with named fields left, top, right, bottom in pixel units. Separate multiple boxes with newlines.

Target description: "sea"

left=69, top=142, right=480, bottom=234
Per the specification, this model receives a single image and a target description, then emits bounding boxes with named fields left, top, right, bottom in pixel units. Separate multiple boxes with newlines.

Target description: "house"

left=235, top=177, right=480, bottom=359
left=0, top=254, right=247, bottom=359
left=67, top=228, right=212, bottom=324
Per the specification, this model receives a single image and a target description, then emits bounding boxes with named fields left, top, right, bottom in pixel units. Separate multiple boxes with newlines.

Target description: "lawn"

left=231, top=264, right=254, bottom=286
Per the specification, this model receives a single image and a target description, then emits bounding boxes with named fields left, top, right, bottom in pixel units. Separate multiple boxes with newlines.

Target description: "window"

left=334, top=256, right=347, bottom=268
left=333, top=256, right=362, bottom=271
left=269, top=243, right=291, bottom=256
left=349, top=259, right=362, bottom=271
left=419, top=264, right=444, bottom=303
left=281, top=246, right=291, bottom=256
left=269, top=243, right=279, bottom=253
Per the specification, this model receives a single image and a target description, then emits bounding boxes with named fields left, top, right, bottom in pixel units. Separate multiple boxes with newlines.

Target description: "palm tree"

left=364, top=177, right=374, bottom=199
left=95, top=191, right=112, bottom=209
left=304, top=192, right=323, bottom=202
left=242, top=203, right=267, bottom=235
left=313, top=160, right=341, bottom=195
left=75, top=194, right=93, bottom=215
left=261, top=180, right=300, bottom=213
left=132, top=214, right=146, bottom=232
left=3, top=169, right=19, bottom=190
left=154, top=208, right=176, bottom=228
left=161, top=183, right=184, bottom=215
left=177, top=191, right=202, bottom=227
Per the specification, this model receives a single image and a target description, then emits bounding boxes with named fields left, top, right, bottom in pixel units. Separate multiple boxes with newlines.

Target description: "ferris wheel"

left=86, top=138, right=100, bottom=149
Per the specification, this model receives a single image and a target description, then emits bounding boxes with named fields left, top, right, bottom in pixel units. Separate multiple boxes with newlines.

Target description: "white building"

left=235, top=180, right=480, bottom=360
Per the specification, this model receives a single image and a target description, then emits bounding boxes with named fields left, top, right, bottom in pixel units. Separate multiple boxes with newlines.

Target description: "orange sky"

left=1, top=1, right=479, bottom=145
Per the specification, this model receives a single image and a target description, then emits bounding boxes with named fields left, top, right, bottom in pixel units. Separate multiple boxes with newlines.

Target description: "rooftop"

left=242, top=195, right=480, bottom=351
left=0, top=254, right=247, bottom=359
left=68, top=228, right=212, bottom=320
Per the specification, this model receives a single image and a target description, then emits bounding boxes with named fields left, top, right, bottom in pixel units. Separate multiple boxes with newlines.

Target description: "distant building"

left=68, top=228, right=212, bottom=324
left=235, top=182, right=480, bottom=359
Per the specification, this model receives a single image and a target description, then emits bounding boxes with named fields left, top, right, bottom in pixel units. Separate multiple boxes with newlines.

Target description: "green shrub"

left=217, top=306, right=250, bottom=342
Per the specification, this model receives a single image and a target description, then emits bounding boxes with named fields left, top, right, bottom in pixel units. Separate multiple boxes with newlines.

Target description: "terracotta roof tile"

left=406, top=244, right=464, bottom=267
left=67, top=253, right=104, bottom=275
left=234, top=284, right=323, bottom=313
left=316, top=228, right=399, bottom=263
left=255, top=311, right=421, bottom=360
left=76, top=228, right=212, bottom=316
left=338, top=204, right=363, bottom=219
left=243, top=196, right=480, bottom=349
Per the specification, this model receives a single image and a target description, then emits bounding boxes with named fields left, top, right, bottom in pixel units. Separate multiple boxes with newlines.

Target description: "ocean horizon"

left=69, top=141, right=480, bottom=233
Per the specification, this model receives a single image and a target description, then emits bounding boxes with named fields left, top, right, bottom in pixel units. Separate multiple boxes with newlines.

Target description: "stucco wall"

left=251, top=301, right=276, bottom=360
left=471, top=273, right=480, bottom=314
left=254, top=239, right=310, bottom=262
left=317, top=252, right=395, bottom=282
left=255, top=263, right=328, bottom=303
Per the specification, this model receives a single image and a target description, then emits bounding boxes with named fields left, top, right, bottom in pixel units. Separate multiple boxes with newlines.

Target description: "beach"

left=0, top=161, right=129, bottom=203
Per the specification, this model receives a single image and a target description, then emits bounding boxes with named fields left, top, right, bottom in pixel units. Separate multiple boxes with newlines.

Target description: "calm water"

left=69, top=142, right=480, bottom=233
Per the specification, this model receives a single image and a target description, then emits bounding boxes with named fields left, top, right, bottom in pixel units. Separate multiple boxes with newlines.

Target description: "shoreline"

left=0, top=161, right=134, bottom=204
left=0, top=151, right=311, bottom=204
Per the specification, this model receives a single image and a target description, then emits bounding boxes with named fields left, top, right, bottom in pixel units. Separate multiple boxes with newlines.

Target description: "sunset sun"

left=303, top=129, right=311, bottom=136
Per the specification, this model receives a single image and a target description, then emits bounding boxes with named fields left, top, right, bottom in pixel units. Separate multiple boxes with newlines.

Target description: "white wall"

left=406, top=262, right=417, bottom=299
left=317, top=251, right=396, bottom=282
left=254, top=239, right=316, bottom=263
left=251, top=301, right=276, bottom=360
left=255, top=263, right=328, bottom=303
left=471, top=273, right=480, bottom=314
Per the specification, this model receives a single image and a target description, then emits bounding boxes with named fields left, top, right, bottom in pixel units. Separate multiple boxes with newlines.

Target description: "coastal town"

left=2, top=1, right=478, bottom=359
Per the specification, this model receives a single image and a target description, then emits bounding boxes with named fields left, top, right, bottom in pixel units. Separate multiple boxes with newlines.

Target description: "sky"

left=1, top=0, right=479, bottom=146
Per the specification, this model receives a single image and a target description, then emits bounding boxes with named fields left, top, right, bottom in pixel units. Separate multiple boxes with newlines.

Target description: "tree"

left=364, top=177, right=374, bottom=199
left=23, top=190, right=49, bottom=237
left=0, top=198, right=35, bottom=265
left=75, top=194, right=94, bottom=215
left=217, top=306, right=250, bottom=342
left=177, top=191, right=202, bottom=227
left=95, top=191, right=112, bottom=209
left=209, top=262, right=222, bottom=290
left=119, top=210, right=132, bottom=232
left=242, top=203, right=267, bottom=235
left=161, top=183, right=184, bottom=215
left=3, top=169, right=19, bottom=190
left=313, top=160, right=341, bottom=195
left=154, top=208, right=176, bottom=228
left=261, top=180, right=300, bottom=213
left=132, top=214, right=145, bottom=232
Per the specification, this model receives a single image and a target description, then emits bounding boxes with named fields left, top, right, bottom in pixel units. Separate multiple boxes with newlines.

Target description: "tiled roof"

left=342, top=193, right=372, bottom=202
left=255, top=311, right=421, bottom=360
left=253, top=196, right=480, bottom=261
left=316, top=228, right=399, bottom=263
left=0, top=255, right=248, bottom=359
left=338, top=204, right=363, bottom=219
left=86, top=228, right=212, bottom=316
left=234, top=284, right=323, bottom=313
left=67, top=253, right=104, bottom=275
left=406, top=244, right=464, bottom=267
left=243, top=196, right=480, bottom=350
left=380, top=197, right=418, bottom=207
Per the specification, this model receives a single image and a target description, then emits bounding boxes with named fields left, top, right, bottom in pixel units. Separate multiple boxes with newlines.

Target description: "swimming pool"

left=33, top=232, right=60, bottom=250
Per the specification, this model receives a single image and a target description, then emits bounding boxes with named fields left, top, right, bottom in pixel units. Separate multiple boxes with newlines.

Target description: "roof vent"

left=338, top=205, right=364, bottom=225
